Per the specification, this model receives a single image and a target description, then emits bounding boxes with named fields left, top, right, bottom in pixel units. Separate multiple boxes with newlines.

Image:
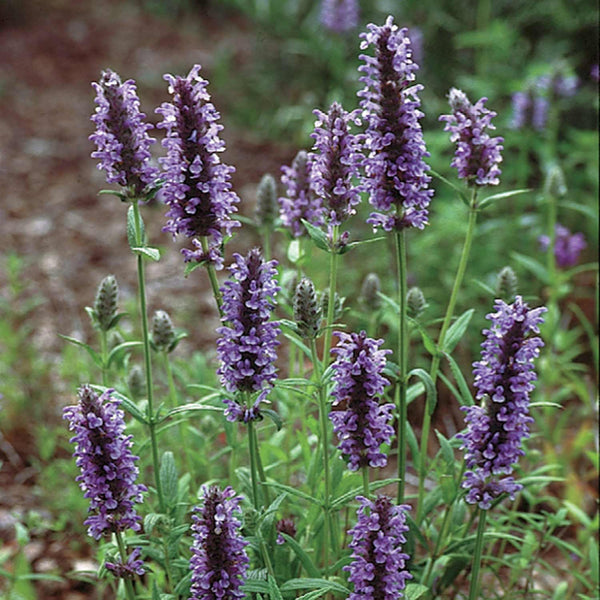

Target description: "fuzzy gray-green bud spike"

left=94, top=274, right=118, bottom=331
left=320, top=289, right=345, bottom=323
left=495, top=266, right=518, bottom=301
left=359, top=273, right=382, bottom=310
left=283, top=272, right=299, bottom=304
left=108, top=330, right=124, bottom=351
left=152, top=310, right=175, bottom=352
left=255, top=173, right=278, bottom=228
left=293, top=277, right=321, bottom=339
left=544, top=164, right=567, bottom=198
left=127, top=364, right=146, bottom=400
left=407, top=287, right=427, bottom=319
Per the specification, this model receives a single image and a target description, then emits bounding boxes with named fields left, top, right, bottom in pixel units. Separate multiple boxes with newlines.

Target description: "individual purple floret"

left=358, top=16, right=433, bottom=232
left=329, top=331, right=394, bottom=471
left=62, top=386, right=146, bottom=540
left=90, top=69, right=158, bottom=197
left=105, top=547, right=146, bottom=579
left=345, top=495, right=412, bottom=600
left=539, top=224, right=587, bottom=268
left=189, top=486, right=249, bottom=600
left=320, top=0, right=359, bottom=33
left=310, top=102, right=364, bottom=226
left=440, top=88, right=504, bottom=187
left=457, top=296, right=546, bottom=509
left=217, top=248, right=281, bottom=422
left=157, top=64, right=240, bottom=269
left=279, top=150, right=325, bottom=237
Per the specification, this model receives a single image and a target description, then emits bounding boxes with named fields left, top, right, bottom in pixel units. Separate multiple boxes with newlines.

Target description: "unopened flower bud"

left=94, top=275, right=118, bottom=331
left=293, top=278, right=321, bottom=339
left=282, top=272, right=298, bottom=304
left=407, top=287, right=427, bottom=318
left=127, top=365, right=145, bottom=400
left=495, top=266, right=518, bottom=301
left=544, top=164, right=567, bottom=198
left=108, top=330, right=125, bottom=351
left=255, top=173, right=278, bottom=228
left=152, top=310, right=175, bottom=352
left=320, top=289, right=345, bottom=322
left=359, top=273, right=382, bottom=309
left=276, top=517, right=297, bottom=545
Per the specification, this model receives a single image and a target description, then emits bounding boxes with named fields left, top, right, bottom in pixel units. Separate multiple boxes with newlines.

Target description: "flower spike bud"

left=320, top=289, right=345, bottom=323
left=406, top=286, right=427, bottom=318
left=94, top=274, right=119, bottom=331
left=544, top=164, right=567, bottom=198
left=127, top=365, right=146, bottom=400
left=255, top=173, right=278, bottom=228
left=359, top=273, right=382, bottom=310
left=293, top=277, right=322, bottom=339
left=152, top=309, right=175, bottom=352
left=495, top=266, right=518, bottom=301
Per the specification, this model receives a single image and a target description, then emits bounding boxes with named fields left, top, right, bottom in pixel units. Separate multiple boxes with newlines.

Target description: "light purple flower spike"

left=457, top=296, right=546, bottom=509
left=320, top=0, right=359, bottom=33
left=539, top=224, right=587, bottom=268
left=157, top=64, right=240, bottom=269
left=358, top=16, right=433, bottom=231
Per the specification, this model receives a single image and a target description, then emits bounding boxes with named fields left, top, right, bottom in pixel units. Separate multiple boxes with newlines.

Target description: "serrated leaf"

left=58, top=334, right=103, bottom=368
left=131, top=246, right=161, bottom=261
left=243, top=580, right=270, bottom=594
left=408, top=368, right=437, bottom=415
left=278, top=533, right=320, bottom=577
left=268, top=575, right=284, bottom=600
left=404, top=583, right=432, bottom=600
left=173, top=571, right=192, bottom=596
left=301, top=219, right=329, bottom=252
left=478, top=188, right=531, bottom=209
left=160, top=451, right=178, bottom=506
left=442, top=309, right=474, bottom=353
left=280, top=578, right=349, bottom=595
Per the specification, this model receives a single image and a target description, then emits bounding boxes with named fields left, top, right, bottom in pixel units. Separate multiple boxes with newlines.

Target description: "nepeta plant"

left=539, top=223, right=587, bottom=268
left=319, top=0, right=359, bottom=34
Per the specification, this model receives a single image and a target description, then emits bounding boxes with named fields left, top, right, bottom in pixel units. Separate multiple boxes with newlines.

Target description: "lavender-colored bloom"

left=276, top=517, right=297, bottom=545
left=358, top=16, right=433, bottom=231
left=553, top=74, right=578, bottom=97
left=310, top=102, right=364, bottom=226
left=62, top=386, right=146, bottom=540
left=345, top=495, right=412, bottom=600
left=217, top=249, right=281, bottom=422
left=320, top=0, right=359, bottom=33
left=510, top=90, right=548, bottom=131
left=591, top=64, right=599, bottom=82
left=532, top=96, right=549, bottom=131
left=440, top=88, right=504, bottom=186
left=90, top=70, right=158, bottom=196
left=189, top=486, right=249, bottom=600
left=157, top=64, right=240, bottom=269
left=539, top=224, right=587, bottom=268
left=510, top=91, right=530, bottom=130
left=329, top=331, right=394, bottom=470
left=279, top=150, right=325, bottom=237
left=105, top=547, right=145, bottom=579
left=457, top=297, right=546, bottom=509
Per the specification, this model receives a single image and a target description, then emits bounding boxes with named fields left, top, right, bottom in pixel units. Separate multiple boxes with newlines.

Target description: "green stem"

left=262, top=228, right=271, bottom=263
left=469, top=508, right=488, bottom=600
left=322, top=225, right=340, bottom=370
left=132, top=201, right=165, bottom=513
left=200, top=236, right=223, bottom=318
left=115, top=531, right=137, bottom=600
left=395, top=230, right=408, bottom=505
left=247, top=420, right=260, bottom=509
left=362, top=467, right=370, bottom=499
left=100, top=330, right=109, bottom=387
left=251, top=421, right=271, bottom=506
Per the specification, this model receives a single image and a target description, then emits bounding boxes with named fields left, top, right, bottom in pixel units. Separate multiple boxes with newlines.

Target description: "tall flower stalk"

left=358, top=16, right=433, bottom=504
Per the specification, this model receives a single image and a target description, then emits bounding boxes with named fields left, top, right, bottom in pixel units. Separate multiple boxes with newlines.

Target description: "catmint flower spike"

left=62, top=385, right=146, bottom=540
left=539, top=224, right=587, bottom=268
left=152, top=309, right=176, bottom=352
left=320, top=289, right=345, bottom=323
left=293, top=277, right=322, bottom=339
left=255, top=173, right=278, bottom=228
left=359, top=273, right=382, bottom=310
left=105, top=546, right=145, bottom=579
left=94, top=274, right=119, bottom=331
left=127, top=365, right=146, bottom=400
left=495, top=266, right=518, bottom=301
left=320, top=0, right=359, bottom=33
left=406, top=286, right=427, bottom=318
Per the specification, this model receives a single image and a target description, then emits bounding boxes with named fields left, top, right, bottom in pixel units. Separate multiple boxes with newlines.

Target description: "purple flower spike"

left=310, top=102, right=364, bottom=226
left=539, top=224, right=587, bottom=268
left=345, top=495, right=412, bottom=600
left=105, top=547, right=145, bottom=579
left=457, top=296, right=546, bottom=509
left=217, top=248, right=281, bottom=422
left=330, top=331, right=394, bottom=471
left=189, top=486, right=249, bottom=600
left=320, top=0, right=359, bottom=33
left=358, top=16, right=433, bottom=232
left=157, top=64, right=240, bottom=269
left=63, top=386, right=146, bottom=540
left=90, top=69, right=158, bottom=197
left=279, top=150, right=325, bottom=238
left=439, top=88, right=504, bottom=186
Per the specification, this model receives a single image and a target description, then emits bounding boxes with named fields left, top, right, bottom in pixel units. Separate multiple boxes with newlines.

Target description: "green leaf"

left=408, top=316, right=438, bottom=356
left=330, top=478, right=401, bottom=510
left=99, top=188, right=128, bottom=201
left=442, top=309, right=475, bottom=353
left=262, top=408, right=283, bottom=430
left=408, top=368, right=437, bottom=415
left=58, top=334, right=102, bottom=368
left=511, top=252, right=549, bottom=284
left=90, top=385, right=148, bottom=424
left=280, top=578, right=349, bottom=595
left=268, top=575, right=284, bottom=600
left=163, top=403, right=223, bottom=419
left=243, top=580, right=270, bottom=594
left=301, top=219, right=329, bottom=252
left=558, top=200, right=600, bottom=223
left=404, top=583, right=432, bottom=600
left=160, top=451, right=178, bottom=506
left=339, top=236, right=386, bottom=254
left=478, top=188, right=531, bottom=210
left=106, top=341, right=143, bottom=368
left=263, top=481, right=320, bottom=505
left=429, top=169, right=469, bottom=205
left=287, top=239, right=304, bottom=264
left=127, top=204, right=144, bottom=247
left=434, top=430, right=456, bottom=466
left=131, top=246, right=161, bottom=261
left=443, top=352, right=475, bottom=406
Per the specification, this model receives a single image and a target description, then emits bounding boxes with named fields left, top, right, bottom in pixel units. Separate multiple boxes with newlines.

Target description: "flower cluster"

left=458, top=296, right=546, bottom=509
left=310, top=102, right=364, bottom=227
left=539, top=224, right=587, bottom=268
left=62, top=386, right=146, bottom=540
left=189, top=486, right=249, bottom=600
left=279, top=150, right=325, bottom=237
left=320, top=0, right=359, bottom=34
left=440, top=88, right=504, bottom=187
left=105, top=547, right=145, bottom=579
left=358, top=16, right=433, bottom=231
left=157, top=64, right=240, bottom=268
left=217, top=249, right=281, bottom=422
left=510, top=89, right=549, bottom=131
left=329, top=331, right=394, bottom=470
left=345, top=495, right=412, bottom=600
left=90, top=69, right=158, bottom=197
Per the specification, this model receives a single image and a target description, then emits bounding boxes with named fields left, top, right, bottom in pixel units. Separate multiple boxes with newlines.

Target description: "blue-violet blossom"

left=345, top=495, right=412, bottom=600
left=320, top=0, right=359, bottom=34
left=330, top=331, right=394, bottom=470
left=105, top=546, right=146, bottom=579
left=539, top=224, right=587, bottom=268
left=63, top=385, right=146, bottom=540
left=310, top=102, right=364, bottom=227
left=358, top=16, right=433, bottom=231
left=189, top=486, right=249, bottom=600
left=157, top=64, right=240, bottom=268
left=439, top=87, right=504, bottom=186
left=90, top=69, right=158, bottom=197
left=457, top=296, right=546, bottom=509
left=217, top=248, right=281, bottom=422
